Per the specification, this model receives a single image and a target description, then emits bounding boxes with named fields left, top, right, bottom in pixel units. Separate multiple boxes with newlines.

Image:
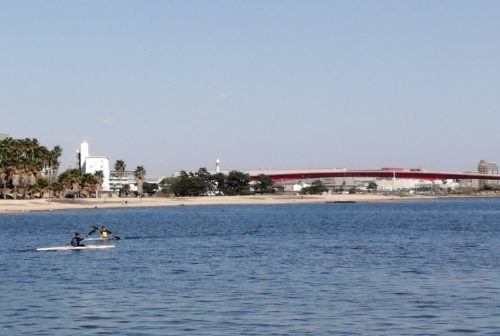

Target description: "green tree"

left=367, top=181, right=378, bottom=192
left=210, top=172, right=227, bottom=196
left=301, top=180, right=327, bottom=195
left=224, top=170, right=251, bottom=196
left=171, top=171, right=197, bottom=196
left=81, top=173, right=100, bottom=198
left=121, top=184, right=131, bottom=197
left=196, top=167, right=214, bottom=195
left=166, top=169, right=215, bottom=197
left=49, top=182, right=63, bottom=198
left=163, top=169, right=252, bottom=197
left=58, top=168, right=82, bottom=198
left=253, top=174, right=274, bottom=194
left=159, top=177, right=176, bottom=196
left=30, top=177, right=50, bottom=198
left=142, top=182, right=158, bottom=195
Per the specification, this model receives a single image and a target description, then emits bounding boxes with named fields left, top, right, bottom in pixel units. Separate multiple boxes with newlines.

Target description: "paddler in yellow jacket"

left=99, top=225, right=112, bottom=238
left=87, top=225, right=121, bottom=239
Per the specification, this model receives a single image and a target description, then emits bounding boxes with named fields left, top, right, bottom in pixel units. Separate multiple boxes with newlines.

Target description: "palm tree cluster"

left=0, top=137, right=108, bottom=199
left=57, top=169, right=104, bottom=199
left=0, top=137, right=62, bottom=199
left=111, top=160, right=147, bottom=197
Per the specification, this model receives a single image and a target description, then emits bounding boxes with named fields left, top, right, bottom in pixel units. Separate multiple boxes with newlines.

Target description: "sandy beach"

left=0, top=194, right=433, bottom=213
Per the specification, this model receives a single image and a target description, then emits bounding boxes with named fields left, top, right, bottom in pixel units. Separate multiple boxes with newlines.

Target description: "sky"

left=1, top=1, right=500, bottom=176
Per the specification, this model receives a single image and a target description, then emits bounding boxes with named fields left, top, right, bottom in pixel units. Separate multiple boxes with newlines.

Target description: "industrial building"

left=477, top=160, right=499, bottom=188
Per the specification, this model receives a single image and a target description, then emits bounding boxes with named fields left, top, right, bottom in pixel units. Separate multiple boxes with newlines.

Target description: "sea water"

left=1, top=198, right=500, bottom=335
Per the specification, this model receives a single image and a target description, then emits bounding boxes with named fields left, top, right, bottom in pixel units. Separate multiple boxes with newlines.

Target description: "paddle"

left=88, top=225, right=124, bottom=240
left=87, top=225, right=99, bottom=236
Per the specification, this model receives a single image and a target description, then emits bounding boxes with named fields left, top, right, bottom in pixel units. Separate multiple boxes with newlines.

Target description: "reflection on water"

left=1, top=199, right=500, bottom=335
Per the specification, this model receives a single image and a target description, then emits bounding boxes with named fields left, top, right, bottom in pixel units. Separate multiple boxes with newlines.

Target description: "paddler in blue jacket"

left=70, top=232, right=85, bottom=247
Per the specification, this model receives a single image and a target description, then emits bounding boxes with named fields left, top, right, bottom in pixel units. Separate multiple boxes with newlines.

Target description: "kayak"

left=36, top=245, right=116, bottom=252
left=84, top=236, right=124, bottom=241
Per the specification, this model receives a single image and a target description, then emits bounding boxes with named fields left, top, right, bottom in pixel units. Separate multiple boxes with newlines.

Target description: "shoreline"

left=0, top=194, right=439, bottom=214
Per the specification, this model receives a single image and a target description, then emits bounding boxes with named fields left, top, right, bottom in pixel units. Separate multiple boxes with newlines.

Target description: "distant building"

left=477, top=160, right=499, bottom=188
left=109, top=170, right=137, bottom=192
left=458, top=174, right=480, bottom=189
left=376, top=178, right=433, bottom=192
left=284, top=182, right=311, bottom=193
left=76, top=141, right=111, bottom=191
left=0, top=134, right=10, bottom=140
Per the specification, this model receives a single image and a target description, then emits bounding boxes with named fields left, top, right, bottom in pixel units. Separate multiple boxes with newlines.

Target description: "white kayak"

left=84, top=236, right=124, bottom=241
left=36, top=245, right=116, bottom=252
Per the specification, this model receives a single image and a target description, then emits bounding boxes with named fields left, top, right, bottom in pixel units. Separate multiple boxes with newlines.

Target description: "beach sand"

left=0, top=194, right=431, bottom=213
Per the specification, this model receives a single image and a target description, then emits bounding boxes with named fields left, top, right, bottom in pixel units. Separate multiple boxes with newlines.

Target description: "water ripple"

left=1, top=199, right=500, bottom=334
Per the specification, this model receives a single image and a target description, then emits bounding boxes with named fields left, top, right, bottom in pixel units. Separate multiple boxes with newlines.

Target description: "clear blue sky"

left=1, top=1, right=499, bottom=175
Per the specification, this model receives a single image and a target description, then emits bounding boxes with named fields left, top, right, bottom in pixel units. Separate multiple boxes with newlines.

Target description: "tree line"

left=1, top=137, right=308, bottom=199
left=159, top=168, right=274, bottom=196
left=0, top=137, right=148, bottom=199
left=0, top=137, right=62, bottom=199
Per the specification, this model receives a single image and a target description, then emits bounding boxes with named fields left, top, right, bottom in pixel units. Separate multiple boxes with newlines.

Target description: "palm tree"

left=0, top=138, right=15, bottom=198
left=58, top=168, right=82, bottom=198
left=0, top=171, right=7, bottom=200
left=81, top=173, right=100, bottom=198
left=71, top=172, right=83, bottom=198
left=94, top=170, right=104, bottom=198
left=121, top=184, right=131, bottom=197
left=114, top=160, right=126, bottom=197
left=12, top=170, right=20, bottom=199
left=48, top=146, right=63, bottom=183
left=39, top=178, right=51, bottom=198
left=30, top=177, right=49, bottom=198
left=26, top=171, right=37, bottom=199
left=49, top=182, right=63, bottom=199
left=134, top=166, right=146, bottom=196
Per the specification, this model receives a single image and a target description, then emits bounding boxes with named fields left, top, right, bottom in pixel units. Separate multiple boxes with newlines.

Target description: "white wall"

left=83, top=157, right=110, bottom=191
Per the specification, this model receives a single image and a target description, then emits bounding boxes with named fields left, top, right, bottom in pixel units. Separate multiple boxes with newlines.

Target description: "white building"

left=376, top=178, right=429, bottom=192
left=284, top=182, right=311, bottom=192
left=77, top=141, right=111, bottom=191
left=109, top=170, right=137, bottom=192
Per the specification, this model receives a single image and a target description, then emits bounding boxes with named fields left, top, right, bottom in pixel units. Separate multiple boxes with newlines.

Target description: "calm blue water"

left=2, top=198, right=500, bottom=335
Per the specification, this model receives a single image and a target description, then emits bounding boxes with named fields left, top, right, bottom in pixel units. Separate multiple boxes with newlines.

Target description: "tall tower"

left=215, top=159, right=220, bottom=173
left=79, top=141, right=89, bottom=169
